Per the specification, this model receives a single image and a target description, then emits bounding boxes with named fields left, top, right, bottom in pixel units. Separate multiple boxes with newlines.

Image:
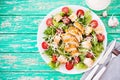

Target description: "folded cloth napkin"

left=81, top=42, right=120, bottom=80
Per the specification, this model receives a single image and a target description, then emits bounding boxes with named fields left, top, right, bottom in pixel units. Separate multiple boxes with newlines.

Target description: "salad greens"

left=42, top=6, right=105, bottom=70
left=75, top=62, right=87, bottom=70
left=78, top=10, right=92, bottom=26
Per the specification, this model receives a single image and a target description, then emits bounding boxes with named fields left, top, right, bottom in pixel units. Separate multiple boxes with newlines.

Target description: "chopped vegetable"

left=46, top=18, right=53, bottom=27
left=75, top=62, right=87, bottom=69
left=76, top=9, right=84, bottom=17
left=41, top=41, right=49, bottom=49
left=44, top=47, right=54, bottom=56
left=65, top=61, right=74, bottom=70
left=49, top=61, right=60, bottom=69
left=90, top=20, right=98, bottom=28
left=42, top=7, right=105, bottom=70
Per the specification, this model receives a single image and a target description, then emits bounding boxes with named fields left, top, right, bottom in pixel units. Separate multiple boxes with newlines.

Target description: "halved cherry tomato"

left=96, top=34, right=105, bottom=42
left=74, top=56, right=80, bottom=64
left=86, top=52, right=94, bottom=58
left=62, top=16, right=70, bottom=24
left=52, top=55, right=57, bottom=63
left=65, top=61, right=74, bottom=70
left=41, top=41, right=49, bottom=49
left=46, top=18, right=53, bottom=27
left=90, top=20, right=98, bottom=28
left=62, top=7, right=69, bottom=14
left=76, top=9, right=84, bottom=17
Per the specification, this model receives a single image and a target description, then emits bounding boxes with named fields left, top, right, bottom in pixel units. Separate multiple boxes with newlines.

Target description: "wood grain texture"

left=0, top=0, right=120, bottom=80
left=0, top=71, right=83, bottom=80
left=0, top=34, right=120, bottom=53
left=0, top=0, right=120, bottom=16
left=0, top=16, right=120, bottom=33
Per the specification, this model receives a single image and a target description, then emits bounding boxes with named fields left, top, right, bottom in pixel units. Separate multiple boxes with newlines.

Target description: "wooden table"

left=0, top=0, right=120, bottom=79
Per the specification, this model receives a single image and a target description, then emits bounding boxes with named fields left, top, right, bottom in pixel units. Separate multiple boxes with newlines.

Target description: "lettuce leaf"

left=84, top=10, right=92, bottom=25
left=49, top=61, right=60, bottom=69
left=44, top=47, right=54, bottom=56
left=44, top=27, right=56, bottom=35
left=78, top=10, right=92, bottom=26
left=75, top=62, right=87, bottom=69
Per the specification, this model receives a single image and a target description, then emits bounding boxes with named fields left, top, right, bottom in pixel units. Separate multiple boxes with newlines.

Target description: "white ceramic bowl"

left=37, top=5, right=107, bottom=74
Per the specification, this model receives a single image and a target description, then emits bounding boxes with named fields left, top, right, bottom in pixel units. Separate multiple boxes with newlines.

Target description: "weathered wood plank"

left=0, top=71, right=83, bottom=80
left=0, top=0, right=120, bottom=16
left=0, top=16, right=43, bottom=33
left=0, top=52, right=53, bottom=71
left=0, top=34, right=120, bottom=52
left=0, top=16, right=120, bottom=33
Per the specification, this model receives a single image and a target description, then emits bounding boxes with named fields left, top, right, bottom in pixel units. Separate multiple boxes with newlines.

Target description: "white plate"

left=37, top=5, right=107, bottom=74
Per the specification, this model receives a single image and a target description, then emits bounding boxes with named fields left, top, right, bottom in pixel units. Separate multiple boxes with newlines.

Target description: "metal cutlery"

left=92, top=49, right=120, bottom=80
left=84, top=40, right=116, bottom=80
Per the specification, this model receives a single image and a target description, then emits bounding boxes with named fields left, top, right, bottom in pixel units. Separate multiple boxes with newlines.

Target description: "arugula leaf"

left=44, top=27, right=56, bottom=35
left=62, top=25, right=68, bottom=31
left=92, top=42, right=104, bottom=57
left=44, top=47, right=54, bottom=56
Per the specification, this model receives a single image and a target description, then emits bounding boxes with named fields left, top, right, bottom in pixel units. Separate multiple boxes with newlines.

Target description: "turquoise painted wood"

left=0, top=0, right=120, bottom=80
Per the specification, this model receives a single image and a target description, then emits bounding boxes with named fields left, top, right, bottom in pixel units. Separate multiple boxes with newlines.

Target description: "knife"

left=84, top=39, right=116, bottom=80
left=92, top=48, right=120, bottom=80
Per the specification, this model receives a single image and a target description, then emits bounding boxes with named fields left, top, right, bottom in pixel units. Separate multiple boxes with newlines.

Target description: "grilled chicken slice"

left=53, top=14, right=62, bottom=22
left=74, top=22, right=85, bottom=34
left=94, top=26, right=104, bottom=34
left=71, top=50, right=80, bottom=56
left=81, top=40, right=92, bottom=49
left=54, top=35, right=61, bottom=45
left=58, top=55, right=67, bottom=64
left=83, top=58, right=94, bottom=67
left=67, top=27, right=83, bottom=42
left=65, top=44, right=77, bottom=52
left=85, top=26, right=93, bottom=36
left=69, top=13, right=77, bottom=22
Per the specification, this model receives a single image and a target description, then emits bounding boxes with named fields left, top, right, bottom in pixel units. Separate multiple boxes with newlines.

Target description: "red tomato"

left=76, top=9, right=84, bottom=17
left=52, top=55, right=57, bottom=62
left=65, top=61, right=74, bottom=70
left=62, top=16, right=70, bottom=24
left=90, top=20, right=98, bottom=28
left=74, top=56, right=80, bottom=64
left=86, top=52, right=94, bottom=58
left=96, top=34, right=105, bottom=42
left=62, top=7, right=69, bottom=14
left=46, top=18, right=53, bottom=27
left=41, top=42, right=49, bottom=49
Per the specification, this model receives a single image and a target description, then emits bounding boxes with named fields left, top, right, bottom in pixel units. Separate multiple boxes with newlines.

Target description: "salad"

left=41, top=6, right=105, bottom=70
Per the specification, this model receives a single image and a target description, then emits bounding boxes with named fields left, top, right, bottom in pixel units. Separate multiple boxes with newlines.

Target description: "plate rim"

left=37, top=5, right=107, bottom=74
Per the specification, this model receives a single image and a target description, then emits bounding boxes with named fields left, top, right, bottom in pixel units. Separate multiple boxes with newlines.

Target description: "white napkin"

left=81, top=42, right=120, bottom=80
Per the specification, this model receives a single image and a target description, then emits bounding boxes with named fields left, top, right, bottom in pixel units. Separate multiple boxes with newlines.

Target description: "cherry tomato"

left=62, top=7, right=69, bottom=14
left=46, top=18, right=53, bottom=27
left=76, top=9, right=84, bottom=17
left=96, top=34, right=105, bottom=42
left=74, top=56, right=80, bottom=64
left=41, top=41, right=49, bottom=49
left=86, top=52, right=94, bottom=58
left=65, top=61, right=74, bottom=70
left=52, top=55, right=57, bottom=63
left=90, top=20, right=98, bottom=28
left=62, top=16, right=70, bottom=24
